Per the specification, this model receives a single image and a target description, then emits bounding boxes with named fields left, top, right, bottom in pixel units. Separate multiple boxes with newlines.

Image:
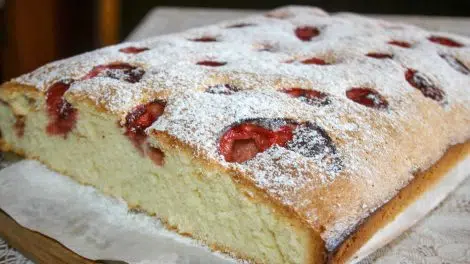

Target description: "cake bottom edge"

left=330, top=140, right=470, bottom=263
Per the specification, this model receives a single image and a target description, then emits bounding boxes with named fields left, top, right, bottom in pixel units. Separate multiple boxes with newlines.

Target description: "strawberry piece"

left=219, top=119, right=342, bottom=171
left=227, top=23, right=255, bottom=28
left=146, top=145, right=165, bottom=166
left=405, top=69, right=445, bottom=102
left=14, top=115, right=25, bottom=137
left=119, top=46, right=149, bottom=54
left=285, top=122, right=342, bottom=172
left=388, top=40, right=412, bottom=48
left=440, top=54, right=470, bottom=75
left=196, top=61, right=227, bottom=67
left=295, top=26, right=320, bottom=41
left=428, top=36, right=463, bottom=47
left=219, top=121, right=295, bottom=163
left=301, top=57, right=328, bottom=65
left=45, top=80, right=78, bottom=137
left=124, top=100, right=166, bottom=153
left=190, top=36, right=218, bottom=42
left=46, top=81, right=72, bottom=119
left=206, top=84, right=240, bottom=95
left=229, top=139, right=259, bottom=164
left=366, top=52, right=393, bottom=59
left=346, top=88, right=389, bottom=109
left=282, top=88, right=330, bottom=106
left=83, top=62, right=145, bottom=83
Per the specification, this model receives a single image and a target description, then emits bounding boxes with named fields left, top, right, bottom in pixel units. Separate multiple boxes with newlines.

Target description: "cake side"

left=331, top=140, right=470, bottom=263
left=2, top=80, right=469, bottom=264
left=0, top=82, right=324, bottom=264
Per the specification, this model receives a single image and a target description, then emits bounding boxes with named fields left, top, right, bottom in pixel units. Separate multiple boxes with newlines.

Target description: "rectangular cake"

left=1, top=6, right=470, bottom=264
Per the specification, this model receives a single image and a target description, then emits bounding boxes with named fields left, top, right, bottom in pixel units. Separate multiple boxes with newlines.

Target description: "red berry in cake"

left=196, top=61, right=227, bottom=67
left=119, top=46, right=149, bottom=54
left=219, top=120, right=295, bottom=163
left=428, top=36, right=463, bottom=47
left=45, top=80, right=78, bottom=137
left=226, top=137, right=259, bottom=164
left=83, top=62, right=145, bottom=83
left=46, top=81, right=72, bottom=119
left=124, top=100, right=166, bottom=153
left=440, top=54, right=470, bottom=75
left=388, top=40, right=412, bottom=48
left=366, top=53, right=393, bottom=59
left=190, top=36, right=218, bottom=42
left=282, top=88, right=330, bottom=106
left=301, top=57, right=328, bottom=65
left=227, top=23, right=255, bottom=28
left=14, top=115, right=25, bottom=138
left=219, top=119, right=342, bottom=172
left=405, top=69, right=445, bottom=102
left=285, top=122, right=342, bottom=173
left=146, top=145, right=165, bottom=166
left=295, top=26, right=320, bottom=41
left=206, top=84, right=240, bottom=95
left=346, top=88, right=389, bottom=109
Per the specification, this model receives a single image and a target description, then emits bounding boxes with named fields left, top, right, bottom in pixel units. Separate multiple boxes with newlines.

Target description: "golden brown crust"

left=330, top=140, right=470, bottom=263
left=0, top=82, right=42, bottom=100
left=0, top=138, right=7, bottom=152
left=0, top=138, right=19, bottom=154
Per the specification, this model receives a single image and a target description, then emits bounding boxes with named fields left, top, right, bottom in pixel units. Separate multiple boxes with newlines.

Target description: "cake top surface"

left=12, top=6, right=470, bottom=250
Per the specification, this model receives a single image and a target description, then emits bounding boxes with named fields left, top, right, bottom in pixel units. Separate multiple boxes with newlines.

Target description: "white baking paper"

left=0, top=157, right=469, bottom=264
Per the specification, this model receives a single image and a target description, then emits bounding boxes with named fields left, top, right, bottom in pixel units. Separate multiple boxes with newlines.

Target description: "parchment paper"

left=0, top=155, right=469, bottom=263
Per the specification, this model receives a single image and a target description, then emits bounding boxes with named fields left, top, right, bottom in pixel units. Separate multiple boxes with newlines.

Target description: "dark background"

left=2, top=0, right=470, bottom=82
left=121, top=0, right=470, bottom=38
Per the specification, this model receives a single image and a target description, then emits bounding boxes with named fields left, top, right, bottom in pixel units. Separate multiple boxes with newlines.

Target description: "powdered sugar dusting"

left=10, top=5, right=470, bottom=251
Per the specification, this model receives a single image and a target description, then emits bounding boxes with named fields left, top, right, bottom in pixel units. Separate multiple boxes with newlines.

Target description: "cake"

left=1, top=5, right=470, bottom=264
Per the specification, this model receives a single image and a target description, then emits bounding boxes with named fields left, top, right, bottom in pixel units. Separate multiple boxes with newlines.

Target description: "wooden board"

left=0, top=209, right=94, bottom=264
